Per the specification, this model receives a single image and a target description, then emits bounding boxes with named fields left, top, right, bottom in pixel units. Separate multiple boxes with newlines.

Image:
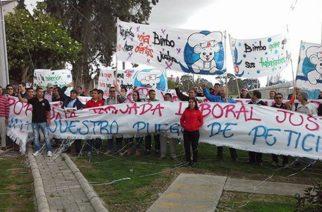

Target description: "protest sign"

left=33, top=69, right=73, bottom=88
left=295, top=41, right=322, bottom=90
left=7, top=97, right=322, bottom=159
left=133, top=69, right=168, bottom=91
left=230, top=34, right=290, bottom=78
left=116, top=19, right=226, bottom=75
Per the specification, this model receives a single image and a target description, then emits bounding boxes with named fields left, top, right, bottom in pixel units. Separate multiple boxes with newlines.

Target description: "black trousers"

left=272, top=154, right=289, bottom=165
left=183, top=130, right=200, bottom=163
left=249, top=151, right=262, bottom=164
left=217, top=147, right=238, bottom=161
left=145, top=134, right=160, bottom=152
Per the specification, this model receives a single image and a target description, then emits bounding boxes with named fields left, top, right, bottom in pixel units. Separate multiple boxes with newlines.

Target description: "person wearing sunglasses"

left=105, top=86, right=126, bottom=155
left=271, top=93, right=290, bottom=167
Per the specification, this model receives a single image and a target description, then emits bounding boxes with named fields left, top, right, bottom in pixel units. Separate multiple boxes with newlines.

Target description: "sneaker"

left=47, top=151, right=52, bottom=157
left=33, top=151, right=40, bottom=157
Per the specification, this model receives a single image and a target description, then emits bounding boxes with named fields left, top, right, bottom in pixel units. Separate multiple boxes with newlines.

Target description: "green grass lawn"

left=217, top=191, right=297, bottom=212
left=73, top=142, right=322, bottom=212
left=0, top=155, right=34, bottom=211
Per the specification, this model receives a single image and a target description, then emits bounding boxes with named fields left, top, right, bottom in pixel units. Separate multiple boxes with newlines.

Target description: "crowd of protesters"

left=0, top=81, right=321, bottom=168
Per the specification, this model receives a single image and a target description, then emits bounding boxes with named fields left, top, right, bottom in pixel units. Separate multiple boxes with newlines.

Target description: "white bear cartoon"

left=306, top=46, right=322, bottom=85
left=188, top=32, right=222, bottom=73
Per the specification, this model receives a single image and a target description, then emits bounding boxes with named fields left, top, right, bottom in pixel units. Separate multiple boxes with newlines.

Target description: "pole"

left=0, top=1, right=9, bottom=87
left=228, top=33, right=241, bottom=98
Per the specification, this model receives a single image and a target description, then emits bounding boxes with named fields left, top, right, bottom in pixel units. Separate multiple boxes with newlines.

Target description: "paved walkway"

left=148, top=173, right=310, bottom=212
left=35, top=153, right=95, bottom=211
left=28, top=146, right=108, bottom=212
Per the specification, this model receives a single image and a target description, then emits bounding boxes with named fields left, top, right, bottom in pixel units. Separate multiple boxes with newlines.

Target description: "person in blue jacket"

left=202, top=84, right=238, bottom=161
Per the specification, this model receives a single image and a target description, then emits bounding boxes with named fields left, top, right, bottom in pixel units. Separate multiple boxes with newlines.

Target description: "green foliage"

left=0, top=156, right=34, bottom=211
left=167, top=79, right=177, bottom=89
left=296, top=183, right=322, bottom=211
left=5, top=3, right=81, bottom=82
left=45, top=0, right=158, bottom=86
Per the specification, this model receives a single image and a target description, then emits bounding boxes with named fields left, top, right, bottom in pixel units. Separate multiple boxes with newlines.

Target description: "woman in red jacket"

left=180, top=98, right=204, bottom=166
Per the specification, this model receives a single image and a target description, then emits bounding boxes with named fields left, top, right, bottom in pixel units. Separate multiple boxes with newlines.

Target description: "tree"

left=45, top=0, right=159, bottom=87
left=180, top=74, right=194, bottom=91
left=5, top=4, right=81, bottom=82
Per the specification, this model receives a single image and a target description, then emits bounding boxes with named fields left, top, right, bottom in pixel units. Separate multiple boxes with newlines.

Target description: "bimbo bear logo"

left=179, top=31, right=225, bottom=75
left=133, top=69, right=167, bottom=91
left=302, top=46, right=322, bottom=85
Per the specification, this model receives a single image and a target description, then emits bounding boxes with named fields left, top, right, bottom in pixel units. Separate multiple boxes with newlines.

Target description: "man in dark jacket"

left=62, top=89, right=84, bottom=154
left=62, top=89, right=84, bottom=110
left=248, top=90, right=267, bottom=166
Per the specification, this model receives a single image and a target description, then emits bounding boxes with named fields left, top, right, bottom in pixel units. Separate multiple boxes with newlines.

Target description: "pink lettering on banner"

left=275, top=110, right=319, bottom=131
left=118, top=103, right=164, bottom=117
left=135, top=43, right=154, bottom=58
left=198, top=103, right=261, bottom=122
left=91, top=106, right=118, bottom=115
left=137, top=34, right=151, bottom=44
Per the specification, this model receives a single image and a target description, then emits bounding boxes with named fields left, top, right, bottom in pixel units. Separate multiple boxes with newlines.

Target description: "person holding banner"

left=105, top=86, right=126, bottom=154
left=175, top=85, right=199, bottom=102
left=293, top=92, right=317, bottom=116
left=160, top=93, right=178, bottom=160
left=239, top=88, right=251, bottom=99
left=126, top=90, right=144, bottom=156
left=18, top=87, right=53, bottom=157
left=248, top=90, right=267, bottom=166
left=202, top=84, right=238, bottom=161
left=145, top=89, right=161, bottom=155
left=180, top=98, right=203, bottom=167
left=271, top=93, right=290, bottom=167
left=62, top=89, right=84, bottom=154
left=0, top=86, right=9, bottom=151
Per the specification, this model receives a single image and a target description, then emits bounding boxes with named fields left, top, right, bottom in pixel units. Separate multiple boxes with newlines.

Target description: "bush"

left=295, top=183, right=322, bottom=211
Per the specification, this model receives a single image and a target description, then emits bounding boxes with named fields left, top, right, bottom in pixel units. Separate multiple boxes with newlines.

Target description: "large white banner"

left=230, top=34, right=290, bottom=78
left=295, top=41, right=322, bottom=90
left=7, top=97, right=322, bottom=159
left=116, top=20, right=226, bottom=75
left=33, top=69, right=73, bottom=88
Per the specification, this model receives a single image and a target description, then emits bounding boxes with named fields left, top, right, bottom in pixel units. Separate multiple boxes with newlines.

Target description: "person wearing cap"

left=44, top=83, right=54, bottom=102
left=293, top=91, right=317, bottom=116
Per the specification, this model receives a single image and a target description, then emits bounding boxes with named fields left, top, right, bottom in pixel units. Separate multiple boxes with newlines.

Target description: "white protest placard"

left=133, top=69, right=168, bottom=91
left=295, top=41, right=322, bottom=90
left=97, top=68, right=115, bottom=97
left=33, top=69, right=73, bottom=88
left=116, top=20, right=226, bottom=75
left=230, top=34, right=290, bottom=78
left=7, top=97, right=322, bottom=160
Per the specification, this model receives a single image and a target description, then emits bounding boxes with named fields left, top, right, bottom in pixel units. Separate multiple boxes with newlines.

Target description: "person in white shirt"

left=293, top=92, right=317, bottom=116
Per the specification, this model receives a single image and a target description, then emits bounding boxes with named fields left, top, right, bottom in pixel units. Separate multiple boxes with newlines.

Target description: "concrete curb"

left=62, top=153, right=108, bottom=212
left=27, top=148, right=50, bottom=212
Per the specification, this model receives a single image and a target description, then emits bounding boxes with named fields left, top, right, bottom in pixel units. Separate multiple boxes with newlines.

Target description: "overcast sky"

left=24, top=0, right=322, bottom=85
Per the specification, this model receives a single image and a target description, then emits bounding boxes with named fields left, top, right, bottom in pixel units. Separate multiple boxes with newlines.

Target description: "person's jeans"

left=32, top=122, right=52, bottom=152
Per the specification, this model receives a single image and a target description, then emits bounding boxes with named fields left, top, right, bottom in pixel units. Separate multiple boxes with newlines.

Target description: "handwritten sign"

left=230, top=34, right=290, bottom=78
left=296, top=41, right=322, bottom=90
left=7, top=97, right=322, bottom=159
left=116, top=20, right=226, bottom=75
left=33, top=69, right=72, bottom=88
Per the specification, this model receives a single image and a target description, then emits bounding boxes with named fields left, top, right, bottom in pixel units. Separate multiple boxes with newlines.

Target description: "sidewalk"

left=148, top=173, right=310, bottom=212
left=28, top=147, right=108, bottom=212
